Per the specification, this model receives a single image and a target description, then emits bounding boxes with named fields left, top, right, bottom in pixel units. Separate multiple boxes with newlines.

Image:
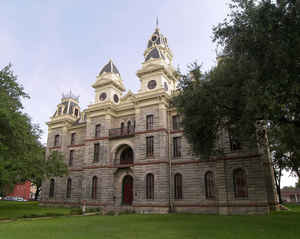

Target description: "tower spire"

left=156, top=16, right=159, bottom=30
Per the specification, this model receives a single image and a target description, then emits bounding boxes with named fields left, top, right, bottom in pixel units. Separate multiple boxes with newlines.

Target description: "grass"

left=0, top=202, right=299, bottom=239
left=0, top=201, right=72, bottom=219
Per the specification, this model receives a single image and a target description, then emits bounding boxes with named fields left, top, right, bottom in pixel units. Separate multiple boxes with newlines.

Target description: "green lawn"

left=0, top=203, right=299, bottom=239
left=0, top=201, right=72, bottom=219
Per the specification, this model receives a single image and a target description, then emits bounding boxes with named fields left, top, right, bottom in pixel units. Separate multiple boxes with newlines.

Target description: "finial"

left=156, top=16, right=159, bottom=30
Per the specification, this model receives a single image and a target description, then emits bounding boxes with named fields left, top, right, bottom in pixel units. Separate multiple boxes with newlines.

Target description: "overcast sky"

left=0, top=0, right=296, bottom=187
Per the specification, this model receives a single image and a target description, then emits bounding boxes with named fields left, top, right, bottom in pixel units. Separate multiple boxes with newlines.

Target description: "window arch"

left=146, top=173, right=154, bottom=200
left=49, top=179, right=55, bottom=198
left=205, top=171, right=215, bottom=199
left=91, top=176, right=98, bottom=199
left=174, top=173, right=183, bottom=200
left=233, top=168, right=248, bottom=198
left=66, top=178, right=72, bottom=199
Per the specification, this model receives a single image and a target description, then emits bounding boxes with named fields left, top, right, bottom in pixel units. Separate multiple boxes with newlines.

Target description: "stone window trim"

left=174, top=173, right=183, bottom=200
left=70, top=132, right=76, bottom=145
left=66, top=178, right=72, bottom=199
left=49, top=178, right=55, bottom=198
left=146, top=114, right=154, bottom=131
left=205, top=171, right=216, bottom=200
left=146, top=136, right=154, bottom=158
left=233, top=168, right=248, bottom=199
left=145, top=173, right=155, bottom=200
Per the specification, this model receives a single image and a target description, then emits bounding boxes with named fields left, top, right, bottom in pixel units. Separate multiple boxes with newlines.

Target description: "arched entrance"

left=122, top=175, right=133, bottom=205
left=120, top=147, right=133, bottom=164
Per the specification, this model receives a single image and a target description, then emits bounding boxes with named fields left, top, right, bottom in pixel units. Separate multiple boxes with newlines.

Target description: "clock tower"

left=92, top=59, right=125, bottom=104
left=137, top=26, right=177, bottom=94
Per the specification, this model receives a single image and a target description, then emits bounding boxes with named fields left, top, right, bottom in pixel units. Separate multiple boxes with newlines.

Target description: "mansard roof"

left=145, top=47, right=165, bottom=62
left=99, top=59, right=120, bottom=76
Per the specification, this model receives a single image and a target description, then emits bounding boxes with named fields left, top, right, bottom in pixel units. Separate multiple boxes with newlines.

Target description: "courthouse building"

left=40, top=26, right=278, bottom=214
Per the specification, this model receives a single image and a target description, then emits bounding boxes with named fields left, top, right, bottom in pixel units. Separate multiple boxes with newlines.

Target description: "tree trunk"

left=34, top=187, right=41, bottom=201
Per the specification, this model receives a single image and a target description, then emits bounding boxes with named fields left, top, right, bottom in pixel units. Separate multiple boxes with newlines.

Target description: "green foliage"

left=0, top=64, right=67, bottom=195
left=173, top=0, right=300, bottom=172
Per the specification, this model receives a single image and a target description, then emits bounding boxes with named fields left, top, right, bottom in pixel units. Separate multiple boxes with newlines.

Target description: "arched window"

left=205, top=171, right=215, bottom=199
left=49, top=179, right=55, bottom=198
left=120, top=122, right=124, bottom=135
left=146, top=174, right=154, bottom=200
left=91, top=176, right=98, bottom=199
left=174, top=173, right=183, bottom=200
left=127, top=121, right=131, bottom=134
left=95, top=124, right=101, bottom=138
left=66, top=178, right=72, bottom=199
left=233, top=168, right=248, bottom=198
left=54, top=135, right=60, bottom=146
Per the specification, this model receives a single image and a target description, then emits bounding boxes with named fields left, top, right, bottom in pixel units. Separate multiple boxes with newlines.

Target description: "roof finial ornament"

left=156, top=16, right=159, bottom=30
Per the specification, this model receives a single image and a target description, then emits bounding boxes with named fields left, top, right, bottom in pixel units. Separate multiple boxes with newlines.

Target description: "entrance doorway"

left=122, top=175, right=133, bottom=205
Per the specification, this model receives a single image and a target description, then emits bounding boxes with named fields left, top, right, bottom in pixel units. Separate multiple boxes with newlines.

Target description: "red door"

left=122, top=175, right=133, bottom=205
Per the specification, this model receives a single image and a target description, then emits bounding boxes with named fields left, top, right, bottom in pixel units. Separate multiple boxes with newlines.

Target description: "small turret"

left=52, top=91, right=81, bottom=120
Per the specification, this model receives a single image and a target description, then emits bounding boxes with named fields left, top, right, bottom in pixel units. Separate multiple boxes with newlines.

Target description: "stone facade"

left=40, top=26, right=278, bottom=215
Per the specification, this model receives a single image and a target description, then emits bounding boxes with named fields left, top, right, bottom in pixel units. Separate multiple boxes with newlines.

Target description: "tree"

left=0, top=64, right=68, bottom=197
left=173, top=0, right=300, bottom=174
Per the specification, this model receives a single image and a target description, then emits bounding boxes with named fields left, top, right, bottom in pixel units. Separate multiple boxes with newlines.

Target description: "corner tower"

left=137, top=25, right=177, bottom=94
left=92, top=59, right=125, bottom=104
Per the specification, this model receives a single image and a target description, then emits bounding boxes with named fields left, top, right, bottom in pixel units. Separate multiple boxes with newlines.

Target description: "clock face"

left=99, top=92, right=107, bottom=101
left=148, top=80, right=157, bottom=90
left=164, top=82, right=168, bottom=91
left=113, top=94, right=119, bottom=103
left=151, top=35, right=158, bottom=42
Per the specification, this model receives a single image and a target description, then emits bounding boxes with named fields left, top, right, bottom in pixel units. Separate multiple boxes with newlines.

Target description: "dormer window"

left=54, top=135, right=60, bottom=146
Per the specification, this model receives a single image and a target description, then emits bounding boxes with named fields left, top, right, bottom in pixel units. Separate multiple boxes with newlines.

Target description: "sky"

left=0, top=0, right=296, bottom=187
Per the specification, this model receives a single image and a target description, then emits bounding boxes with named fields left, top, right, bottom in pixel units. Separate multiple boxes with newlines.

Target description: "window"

left=120, top=122, right=124, bottom=135
left=66, top=178, right=72, bottom=199
left=233, top=168, right=248, bottom=198
left=146, top=115, right=154, bottom=130
left=58, top=107, right=62, bottom=115
left=74, top=109, right=79, bottom=117
left=54, top=135, right=60, bottom=146
left=172, top=115, right=180, bottom=130
left=127, top=121, right=131, bottom=134
left=146, top=174, right=154, bottom=200
left=91, top=176, right=98, bottom=199
left=173, top=137, right=182, bottom=158
left=95, top=124, right=101, bottom=138
left=205, top=171, right=215, bottom=199
left=71, top=133, right=76, bottom=145
left=174, top=173, right=183, bottom=200
left=146, top=136, right=154, bottom=157
left=69, top=150, right=74, bottom=167
left=228, top=127, right=242, bottom=151
left=94, top=143, right=100, bottom=162
left=49, top=179, right=55, bottom=198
